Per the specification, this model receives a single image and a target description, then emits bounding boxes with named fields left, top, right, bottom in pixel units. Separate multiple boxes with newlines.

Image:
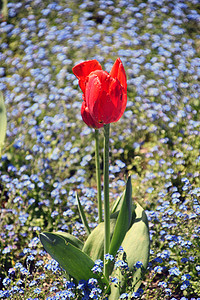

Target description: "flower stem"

left=95, top=129, right=102, bottom=223
left=2, top=0, right=8, bottom=20
left=103, top=124, right=110, bottom=279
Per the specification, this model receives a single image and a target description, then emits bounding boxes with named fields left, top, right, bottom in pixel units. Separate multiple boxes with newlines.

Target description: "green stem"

left=2, top=0, right=8, bottom=20
left=95, top=129, right=102, bottom=223
left=103, top=124, right=110, bottom=279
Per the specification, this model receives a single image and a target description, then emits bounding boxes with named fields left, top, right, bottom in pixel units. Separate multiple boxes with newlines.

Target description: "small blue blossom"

left=104, top=253, right=114, bottom=261
left=26, top=255, right=35, bottom=263
left=29, top=280, right=37, bottom=287
left=120, top=292, right=129, bottom=299
left=180, top=280, right=190, bottom=290
left=34, top=288, right=41, bottom=295
left=89, top=287, right=102, bottom=299
left=2, top=277, right=11, bottom=286
left=114, top=260, right=129, bottom=271
left=110, top=277, right=118, bottom=284
left=91, top=264, right=102, bottom=274
left=134, top=261, right=143, bottom=269
left=169, top=266, right=181, bottom=276
left=131, top=288, right=144, bottom=298
left=158, top=281, right=167, bottom=288
left=154, top=266, right=164, bottom=274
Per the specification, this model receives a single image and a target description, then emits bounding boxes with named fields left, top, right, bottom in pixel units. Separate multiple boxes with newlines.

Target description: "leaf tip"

left=40, top=232, right=56, bottom=245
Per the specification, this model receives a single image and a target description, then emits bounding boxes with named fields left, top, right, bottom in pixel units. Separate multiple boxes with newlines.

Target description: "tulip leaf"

left=0, top=92, right=7, bottom=156
left=76, top=192, right=91, bottom=235
left=109, top=202, right=150, bottom=299
left=54, top=231, right=83, bottom=250
left=111, top=193, right=123, bottom=214
left=109, top=176, right=133, bottom=258
left=40, top=232, right=109, bottom=288
left=83, top=218, right=117, bottom=262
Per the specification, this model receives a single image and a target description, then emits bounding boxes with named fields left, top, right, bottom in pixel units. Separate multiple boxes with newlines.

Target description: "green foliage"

left=40, top=178, right=150, bottom=298
left=109, top=203, right=150, bottom=299
left=76, top=192, right=91, bottom=235
left=109, top=176, right=133, bottom=259
left=82, top=218, right=117, bottom=262
left=40, top=232, right=109, bottom=289
left=53, top=231, right=84, bottom=250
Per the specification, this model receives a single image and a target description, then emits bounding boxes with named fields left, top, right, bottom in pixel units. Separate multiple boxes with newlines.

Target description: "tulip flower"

left=73, top=58, right=128, bottom=278
left=41, top=58, right=150, bottom=294
left=72, top=58, right=127, bottom=128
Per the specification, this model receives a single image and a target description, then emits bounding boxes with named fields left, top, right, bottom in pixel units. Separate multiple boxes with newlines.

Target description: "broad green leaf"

left=82, top=218, right=117, bottom=262
left=40, top=232, right=109, bottom=288
left=109, top=176, right=133, bottom=258
left=121, top=203, right=149, bottom=288
left=54, top=231, right=83, bottom=250
left=76, top=192, right=91, bottom=235
left=109, top=202, right=150, bottom=299
left=0, top=92, right=7, bottom=156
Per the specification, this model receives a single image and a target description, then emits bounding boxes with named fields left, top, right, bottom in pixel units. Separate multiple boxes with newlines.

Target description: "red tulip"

left=72, top=58, right=127, bottom=128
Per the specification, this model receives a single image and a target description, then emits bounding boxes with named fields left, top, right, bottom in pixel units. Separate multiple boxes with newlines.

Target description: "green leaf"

left=76, top=192, right=91, bottom=235
left=82, top=218, right=117, bottom=262
left=121, top=203, right=149, bottom=287
left=54, top=231, right=83, bottom=250
left=0, top=92, right=7, bottom=156
left=109, top=176, right=133, bottom=258
left=40, top=232, right=109, bottom=288
left=109, top=202, right=150, bottom=299
left=111, top=193, right=123, bottom=214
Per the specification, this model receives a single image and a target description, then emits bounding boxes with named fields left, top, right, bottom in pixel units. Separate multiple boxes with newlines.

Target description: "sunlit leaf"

left=111, top=193, right=123, bottom=214
left=40, top=232, right=109, bottom=288
left=76, top=192, right=91, bottom=235
left=109, top=176, right=133, bottom=258
left=82, top=218, right=117, bottom=262
left=109, top=202, right=150, bottom=299
left=54, top=231, right=83, bottom=250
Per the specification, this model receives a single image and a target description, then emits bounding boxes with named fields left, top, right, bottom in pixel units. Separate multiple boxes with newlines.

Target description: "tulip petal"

left=81, top=101, right=103, bottom=129
left=72, top=60, right=102, bottom=93
left=108, top=79, right=126, bottom=123
left=115, top=91, right=127, bottom=122
left=85, top=73, right=113, bottom=124
left=85, top=73, right=102, bottom=118
left=110, top=58, right=127, bottom=91
left=86, top=73, right=127, bottom=124
left=109, top=79, right=127, bottom=122
left=93, top=90, right=116, bottom=124
left=90, top=70, right=110, bottom=93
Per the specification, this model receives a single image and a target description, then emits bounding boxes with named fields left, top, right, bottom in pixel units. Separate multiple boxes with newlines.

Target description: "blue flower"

left=131, top=288, right=144, bottom=298
left=180, top=280, right=190, bottom=290
left=91, top=265, right=102, bottom=274
left=120, top=293, right=129, bottom=299
left=0, top=290, right=10, bottom=298
left=104, top=253, right=114, bottom=261
left=169, top=266, right=181, bottom=276
left=154, top=266, right=164, bottom=274
left=89, top=287, right=102, bottom=299
left=114, top=260, right=129, bottom=271
left=134, top=261, right=143, bottom=269
left=2, top=277, right=11, bottom=286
